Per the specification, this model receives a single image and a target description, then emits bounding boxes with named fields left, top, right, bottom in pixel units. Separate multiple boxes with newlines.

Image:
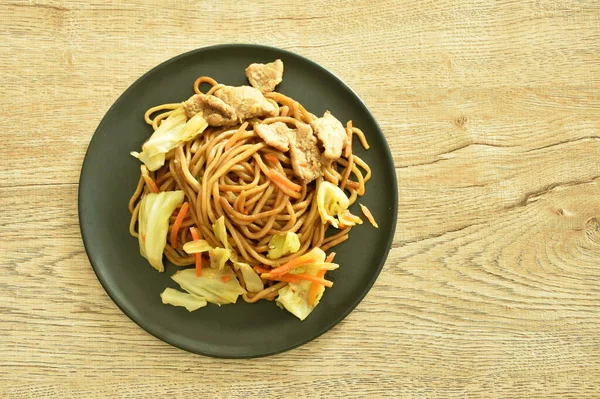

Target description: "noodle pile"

left=128, top=74, right=371, bottom=305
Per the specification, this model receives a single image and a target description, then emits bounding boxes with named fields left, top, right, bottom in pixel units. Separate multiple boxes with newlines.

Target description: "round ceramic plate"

left=79, top=44, right=398, bottom=358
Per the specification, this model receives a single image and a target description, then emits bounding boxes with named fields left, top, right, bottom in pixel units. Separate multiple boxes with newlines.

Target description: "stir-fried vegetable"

left=182, top=239, right=212, bottom=254
left=138, top=191, right=185, bottom=272
left=188, top=227, right=204, bottom=276
left=169, top=202, right=189, bottom=248
left=212, top=215, right=229, bottom=249
left=267, top=231, right=301, bottom=259
left=338, top=210, right=363, bottom=227
left=236, top=261, right=264, bottom=293
left=359, top=203, right=379, bottom=228
left=261, top=247, right=326, bottom=278
left=209, top=247, right=230, bottom=270
left=276, top=279, right=325, bottom=321
left=160, top=287, right=208, bottom=311
left=316, top=181, right=361, bottom=228
left=131, top=107, right=208, bottom=171
left=274, top=251, right=337, bottom=320
left=171, top=267, right=244, bottom=305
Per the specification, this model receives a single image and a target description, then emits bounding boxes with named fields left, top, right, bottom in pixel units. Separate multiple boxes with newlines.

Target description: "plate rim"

left=78, top=43, right=398, bottom=358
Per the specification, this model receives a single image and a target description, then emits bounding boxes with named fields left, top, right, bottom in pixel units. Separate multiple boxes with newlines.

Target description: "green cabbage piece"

left=237, top=262, right=264, bottom=293
left=138, top=191, right=184, bottom=272
left=212, top=215, right=229, bottom=249
left=267, top=232, right=301, bottom=259
left=316, top=181, right=361, bottom=228
left=160, top=287, right=207, bottom=312
left=171, top=267, right=244, bottom=305
left=209, top=247, right=230, bottom=270
left=182, top=239, right=211, bottom=254
left=131, top=108, right=208, bottom=171
left=276, top=280, right=324, bottom=321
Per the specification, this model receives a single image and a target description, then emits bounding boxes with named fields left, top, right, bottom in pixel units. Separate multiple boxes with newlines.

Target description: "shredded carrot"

left=261, top=250, right=322, bottom=278
left=265, top=169, right=302, bottom=192
left=141, top=165, right=159, bottom=193
left=253, top=265, right=271, bottom=274
left=190, top=227, right=202, bottom=277
left=221, top=276, right=231, bottom=283
left=224, top=122, right=249, bottom=151
left=291, top=273, right=333, bottom=287
left=141, top=170, right=160, bottom=193
left=169, top=202, right=189, bottom=249
left=141, top=234, right=146, bottom=243
left=308, top=269, right=328, bottom=307
left=264, top=153, right=280, bottom=164
left=359, top=204, right=379, bottom=228
left=299, top=162, right=309, bottom=167
left=340, top=210, right=362, bottom=225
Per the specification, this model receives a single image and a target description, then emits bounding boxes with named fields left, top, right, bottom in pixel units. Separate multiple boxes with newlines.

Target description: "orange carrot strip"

left=190, top=227, right=202, bottom=277
left=261, top=250, right=322, bottom=278
left=253, top=265, right=271, bottom=274
left=140, top=165, right=160, bottom=193
left=169, top=202, right=189, bottom=249
left=224, top=122, right=249, bottom=151
left=221, top=276, right=231, bottom=283
left=359, top=204, right=379, bottom=228
left=292, top=273, right=333, bottom=288
left=325, top=252, right=336, bottom=263
left=308, top=269, right=328, bottom=307
left=141, top=172, right=160, bottom=193
left=265, top=169, right=302, bottom=192
left=264, top=153, right=280, bottom=164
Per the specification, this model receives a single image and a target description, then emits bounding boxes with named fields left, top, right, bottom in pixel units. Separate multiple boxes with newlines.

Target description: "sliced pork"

left=289, top=124, right=322, bottom=183
left=310, top=111, right=347, bottom=161
left=214, top=85, right=277, bottom=121
left=245, top=59, right=284, bottom=93
left=182, top=93, right=237, bottom=127
left=254, top=122, right=294, bottom=152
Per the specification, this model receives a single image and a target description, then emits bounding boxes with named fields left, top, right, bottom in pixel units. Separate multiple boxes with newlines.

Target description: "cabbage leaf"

left=267, top=231, right=301, bottom=259
left=138, top=191, right=184, bottom=272
left=160, top=287, right=207, bottom=311
left=131, top=107, right=208, bottom=171
left=276, top=280, right=324, bottom=321
left=316, top=181, right=362, bottom=228
left=171, top=267, right=244, bottom=305
left=237, top=262, right=264, bottom=293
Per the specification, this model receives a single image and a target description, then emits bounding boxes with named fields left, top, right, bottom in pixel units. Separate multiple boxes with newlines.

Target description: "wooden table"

left=2, top=1, right=599, bottom=398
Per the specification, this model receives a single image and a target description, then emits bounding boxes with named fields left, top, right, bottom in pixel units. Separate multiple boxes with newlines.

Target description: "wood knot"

left=454, top=115, right=468, bottom=129
left=585, top=217, right=600, bottom=244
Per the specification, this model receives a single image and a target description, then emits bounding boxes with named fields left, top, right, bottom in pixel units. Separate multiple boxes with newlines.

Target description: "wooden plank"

left=1, top=0, right=599, bottom=397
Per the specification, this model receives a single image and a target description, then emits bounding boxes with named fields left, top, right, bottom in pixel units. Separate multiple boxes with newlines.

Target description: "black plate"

left=79, top=44, right=398, bottom=358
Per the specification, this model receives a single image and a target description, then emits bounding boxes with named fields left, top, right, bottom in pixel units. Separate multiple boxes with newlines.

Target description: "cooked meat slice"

left=182, top=93, right=237, bottom=126
left=254, top=122, right=294, bottom=152
left=214, top=85, right=277, bottom=121
left=310, top=111, right=347, bottom=161
left=289, top=124, right=322, bottom=183
left=245, top=59, right=284, bottom=93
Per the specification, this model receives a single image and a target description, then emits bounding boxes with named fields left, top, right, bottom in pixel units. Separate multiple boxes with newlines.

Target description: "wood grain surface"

left=1, top=0, right=599, bottom=398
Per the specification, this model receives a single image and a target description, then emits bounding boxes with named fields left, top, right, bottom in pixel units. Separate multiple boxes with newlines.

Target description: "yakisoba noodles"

left=128, top=59, right=376, bottom=320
